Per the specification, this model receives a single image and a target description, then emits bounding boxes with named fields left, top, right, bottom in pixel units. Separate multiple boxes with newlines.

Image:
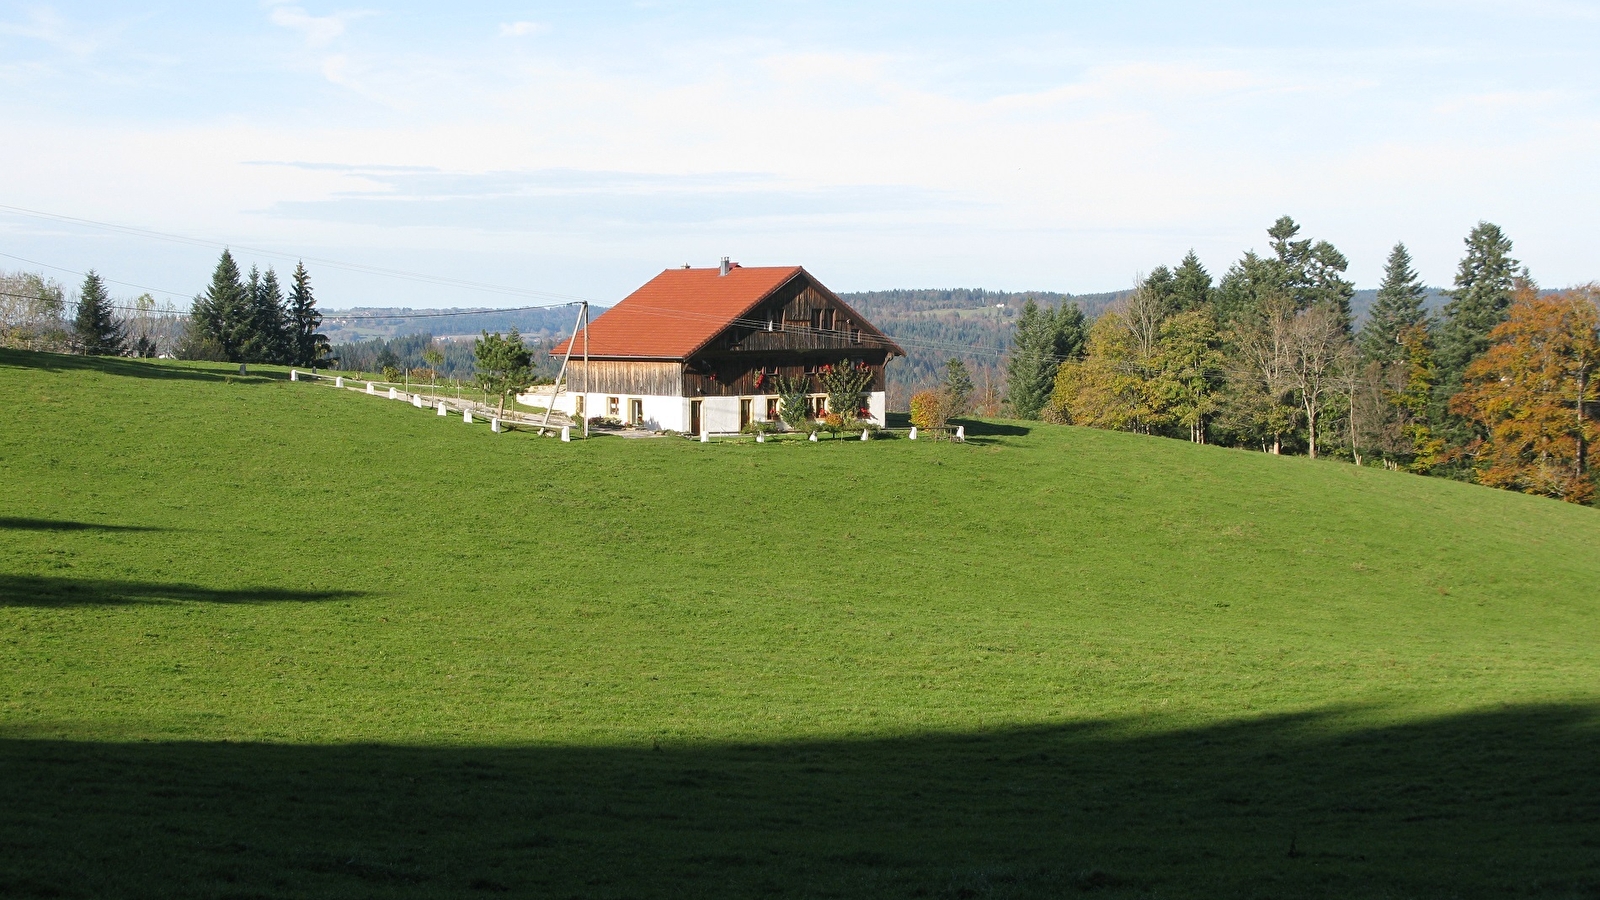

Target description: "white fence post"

left=412, top=394, right=423, bottom=408
left=756, top=432, right=765, bottom=443
left=860, top=429, right=869, bottom=441
left=464, top=409, right=472, bottom=424
left=560, top=425, right=571, bottom=442
left=955, top=425, right=965, bottom=442
left=335, top=376, right=344, bottom=388
left=366, top=382, right=375, bottom=395
left=437, top=402, right=447, bottom=416
left=388, top=387, right=399, bottom=400
left=491, top=418, right=501, bottom=433
left=290, top=369, right=298, bottom=381
left=909, top=426, right=918, bottom=440
left=809, top=432, right=818, bottom=442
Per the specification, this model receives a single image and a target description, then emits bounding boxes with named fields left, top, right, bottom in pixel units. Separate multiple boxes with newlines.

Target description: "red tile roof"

left=552, top=265, right=900, bottom=360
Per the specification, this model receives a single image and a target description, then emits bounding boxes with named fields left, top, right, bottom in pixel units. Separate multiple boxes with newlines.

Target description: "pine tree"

left=285, top=262, right=328, bottom=367
left=1261, top=216, right=1355, bottom=329
left=190, top=250, right=250, bottom=361
left=1359, top=242, right=1429, bottom=364
left=1006, top=298, right=1086, bottom=419
left=73, top=270, right=124, bottom=355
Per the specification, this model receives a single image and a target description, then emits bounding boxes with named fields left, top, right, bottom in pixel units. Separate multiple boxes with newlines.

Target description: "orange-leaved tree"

left=1449, top=286, right=1600, bottom=503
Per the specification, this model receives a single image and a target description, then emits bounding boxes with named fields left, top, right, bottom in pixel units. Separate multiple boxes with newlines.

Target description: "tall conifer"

left=191, top=250, right=249, bottom=360
left=286, top=261, right=328, bottom=367
left=73, top=270, right=124, bottom=355
left=1006, top=298, right=1086, bottom=419
left=1171, top=251, right=1214, bottom=311
left=1359, top=242, right=1429, bottom=364
left=1437, top=222, right=1520, bottom=381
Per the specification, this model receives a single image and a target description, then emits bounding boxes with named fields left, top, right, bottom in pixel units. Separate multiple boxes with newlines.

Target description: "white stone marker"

left=366, top=382, right=375, bottom=395
left=412, top=394, right=423, bottom=408
left=756, top=432, right=765, bottom=443
left=700, top=430, right=709, bottom=443
left=290, top=369, right=298, bottom=381
left=336, top=376, right=344, bottom=388
left=560, top=425, right=571, bottom=442
left=437, top=402, right=447, bottom=416
left=909, top=426, right=918, bottom=440
left=861, top=429, right=870, bottom=441
left=388, top=387, right=399, bottom=400
left=464, top=409, right=473, bottom=424
left=955, top=425, right=965, bottom=442
left=491, top=418, right=501, bottom=433
left=809, top=432, right=819, bottom=442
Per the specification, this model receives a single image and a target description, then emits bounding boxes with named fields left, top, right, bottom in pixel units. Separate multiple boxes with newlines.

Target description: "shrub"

left=774, top=375, right=811, bottom=431
left=910, top=389, right=952, bottom=432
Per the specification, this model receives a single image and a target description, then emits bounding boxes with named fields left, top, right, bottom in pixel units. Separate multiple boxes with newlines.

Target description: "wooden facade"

left=565, top=273, right=897, bottom=398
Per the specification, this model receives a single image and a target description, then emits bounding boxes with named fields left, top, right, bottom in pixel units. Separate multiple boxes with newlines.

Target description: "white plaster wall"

left=699, top=396, right=741, bottom=434
left=866, top=391, right=886, bottom=425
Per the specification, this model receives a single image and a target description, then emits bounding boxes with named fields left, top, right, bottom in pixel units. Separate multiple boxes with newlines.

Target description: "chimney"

left=718, top=257, right=730, bottom=276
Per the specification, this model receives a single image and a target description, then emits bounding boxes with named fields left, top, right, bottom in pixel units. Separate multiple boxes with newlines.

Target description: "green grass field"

left=2, top=348, right=1597, bottom=898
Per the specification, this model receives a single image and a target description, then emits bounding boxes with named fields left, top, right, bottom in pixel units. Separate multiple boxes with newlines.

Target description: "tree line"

left=186, top=250, right=329, bottom=366
left=1002, top=216, right=1600, bottom=503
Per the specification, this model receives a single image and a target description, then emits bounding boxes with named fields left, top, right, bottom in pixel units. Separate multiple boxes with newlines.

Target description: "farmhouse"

left=535, top=260, right=904, bottom=434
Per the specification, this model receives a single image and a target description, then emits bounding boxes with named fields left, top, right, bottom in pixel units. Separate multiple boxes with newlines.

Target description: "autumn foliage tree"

left=1449, top=287, right=1600, bottom=503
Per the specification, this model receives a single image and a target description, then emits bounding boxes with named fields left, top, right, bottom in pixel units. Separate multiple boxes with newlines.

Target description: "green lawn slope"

left=2, top=349, right=1596, bottom=898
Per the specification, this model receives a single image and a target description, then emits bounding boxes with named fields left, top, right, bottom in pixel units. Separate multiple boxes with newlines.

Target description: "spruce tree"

left=1436, top=222, right=1520, bottom=381
left=1171, top=250, right=1213, bottom=311
left=286, top=262, right=328, bottom=367
left=73, top=270, right=124, bottom=355
left=1005, top=298, right=1086, bottom=419
left=1358, top=242, right=1429, bottom=364
left=190, top=250, right=250, bottom=361
left=241, top=266, right=288, bottom=363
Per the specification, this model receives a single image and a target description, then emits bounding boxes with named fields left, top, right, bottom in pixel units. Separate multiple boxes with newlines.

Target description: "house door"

left=690, top=399, right=702, bottom=435
left=629, top=398, right=643, bottom=425
left=739, top=398, right=752, bottom=429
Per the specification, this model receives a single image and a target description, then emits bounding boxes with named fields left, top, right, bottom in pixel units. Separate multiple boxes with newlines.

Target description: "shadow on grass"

left=0, top=574, right=364, bottom=607
left=0, top=518, right=164, bottom=533
left=0, top=704, right=1596, bottom=899
left=0, top=348, right=276, bottom=384
left=954, top=418, right=1031, bottom=437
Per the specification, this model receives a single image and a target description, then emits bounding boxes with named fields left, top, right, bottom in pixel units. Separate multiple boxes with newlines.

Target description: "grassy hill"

left=1, top=349, right=1597, bottom=898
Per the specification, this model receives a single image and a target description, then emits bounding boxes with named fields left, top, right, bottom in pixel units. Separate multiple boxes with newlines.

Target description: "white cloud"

left=498, top=21, right=547, bottom=38
left=269, top=6, right=367, bottom=48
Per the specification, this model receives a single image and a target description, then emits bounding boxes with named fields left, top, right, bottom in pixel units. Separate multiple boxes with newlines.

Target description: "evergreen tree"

left=240, top=266, right=287, bottom=363
left=190, top=250, right=250, bottom=361
left=1171, top=250, right=1213, bottom=311
left=1359, top=242, right=1429, bottom=364
left=286, top=262, right=329, bottom=367
left=1436, top=222, right=1520, bottom=383
left=1212, top=251, right=1277, bottom=328
left=943, top=358, right=974, bottom=413
left=73, top=270, right=124, bottom=355
left=1263, top=215, right=1355, bottom=329
left=474, top=329, right=534, bottom=417
left=1005, top=298, right=1086, bottom=419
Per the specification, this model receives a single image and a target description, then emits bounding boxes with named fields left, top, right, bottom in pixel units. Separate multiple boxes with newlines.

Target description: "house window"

left=804, top=362, right=819, bottom=375
left=629, top=398, right=643, bottom=425
left=740, top=398, right=752, bottom=428
left=607, top=396, right=619, bottom=417
left=810, top=309, right=836, bottom=331
left=806, top=395, right=827, bottom=418
left=765, top=397, right=779, bottom=420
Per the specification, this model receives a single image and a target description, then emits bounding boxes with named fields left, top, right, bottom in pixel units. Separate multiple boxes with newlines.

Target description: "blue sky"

left=2, top=2, right=1597, bottom=308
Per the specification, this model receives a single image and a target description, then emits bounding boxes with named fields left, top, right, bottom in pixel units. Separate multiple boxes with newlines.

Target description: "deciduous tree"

left=1449, top=288, right=1600, bottom=503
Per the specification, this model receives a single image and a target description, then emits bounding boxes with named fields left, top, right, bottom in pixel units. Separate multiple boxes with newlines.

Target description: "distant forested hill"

left=838, top=289, right=1128, bottom=409
left=321, top=305, right=593, bottom=345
